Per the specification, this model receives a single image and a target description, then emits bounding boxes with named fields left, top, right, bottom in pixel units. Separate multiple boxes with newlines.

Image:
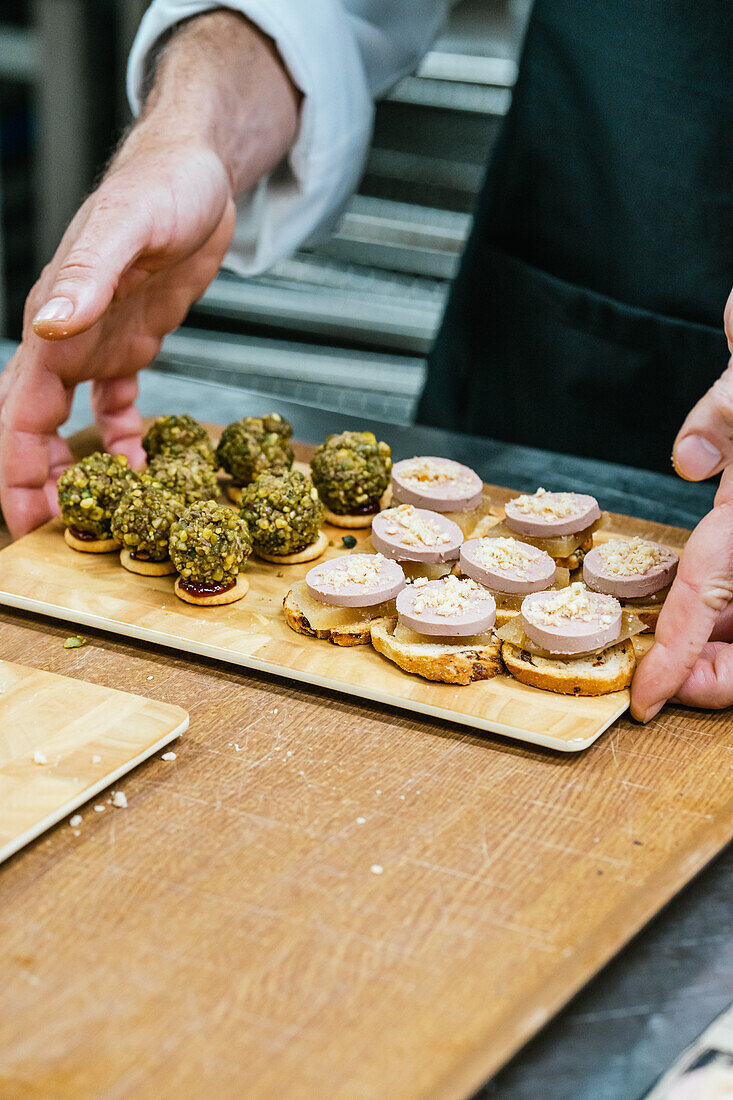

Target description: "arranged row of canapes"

left=55, top=413, right=679, bottom=694
left=284, top=486, right=679, bottom=695
left=56, top=413, right=337, bottom=604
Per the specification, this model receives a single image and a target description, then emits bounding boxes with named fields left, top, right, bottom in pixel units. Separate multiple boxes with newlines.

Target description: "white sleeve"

left=127, top=1, right=452, bottom=276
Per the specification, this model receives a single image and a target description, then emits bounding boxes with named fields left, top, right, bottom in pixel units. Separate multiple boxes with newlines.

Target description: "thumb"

left=672, top=358, right=733, bottom=481
left=32, top=191, right=151, bottom=341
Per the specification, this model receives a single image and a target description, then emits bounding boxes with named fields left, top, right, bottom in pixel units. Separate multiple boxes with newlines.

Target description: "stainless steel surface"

left=0, top=26, right=36, bottom=81
left=154, top=327, right=426, bottom=424
left=318, top=196, right=470, bottom=279
left=388, top=74, right=511, bottom=115
left=196, top=260, right=445, bottom=354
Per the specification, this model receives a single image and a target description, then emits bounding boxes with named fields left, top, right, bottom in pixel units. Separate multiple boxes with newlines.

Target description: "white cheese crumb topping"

left=33, top=750, right=48, bottom=765
left=69, top=815, right=82, bottom=828
left=525, top=582, right=618, bottom=627
left=473, top=537, right=539, bottom=574
left=320, top=553, right=388, bottom=592
left=381, top=504, right=452, bottom=547
left=398, top=457, right=473, bottom=487
left=111, top=791, right=128, bottom=809
left=412, top=574, right=492, bottom=617
left=598, top=537, right=668, bottom=577
left=512, top=487, right=580, bottom=520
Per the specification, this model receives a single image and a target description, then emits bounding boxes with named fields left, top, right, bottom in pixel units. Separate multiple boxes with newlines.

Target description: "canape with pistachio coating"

left=146, top=448, right=220, bottom=505
left=169, top=500, right=252, bottom=606
left=310, top=430, right=391, bottom=528
left=240, top=469, right=327, bottom=564
left=216, top=414, right=294, bottom=503
left=57, top=452, right=140, bottom=552
left=142, top=414, right=215, bottom=467
left=111, top=484, right=185, bottom=575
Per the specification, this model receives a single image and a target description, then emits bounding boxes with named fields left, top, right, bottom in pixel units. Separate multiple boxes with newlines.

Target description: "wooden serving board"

left=0, top=496, right=685, bottom=752
left=0, top=514, right=643, bottom=753
left=0, top=661, right=188, bottom=864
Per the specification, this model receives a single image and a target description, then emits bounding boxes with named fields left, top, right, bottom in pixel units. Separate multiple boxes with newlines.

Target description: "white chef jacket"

left=128, top=1, right=454, bottom=277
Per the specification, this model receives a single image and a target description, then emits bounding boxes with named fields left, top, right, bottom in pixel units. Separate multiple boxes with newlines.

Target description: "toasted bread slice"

left=501, top=640, right=635, bottom=696
left=283, top=584, right=373, bottom=646
left=370, top=617, right=503, bottom=685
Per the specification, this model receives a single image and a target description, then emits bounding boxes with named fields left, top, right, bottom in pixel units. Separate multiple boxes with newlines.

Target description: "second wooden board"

left=0, top=660, right=189, bottom=864
left=0, top=510, right=672, bottom=752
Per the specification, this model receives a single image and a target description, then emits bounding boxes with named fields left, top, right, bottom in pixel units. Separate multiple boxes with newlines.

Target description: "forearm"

left=119, top=10, right=301, bottom=197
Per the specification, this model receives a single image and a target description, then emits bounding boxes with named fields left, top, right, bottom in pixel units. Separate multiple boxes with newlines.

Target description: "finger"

left=32, top=191, right=152, bottom=341
left=673, top=358, right=733, bottom=481
left=670, top=641, right=733, bottom=709
left=630, top=503, right=733, bottom=721
left=724, top=287, right=733, bottom=354
left=0, top=359, right=72, bottom=536
left=90, top=376, right=145, bottom=469
left=709, top=601, right=733, bottom=642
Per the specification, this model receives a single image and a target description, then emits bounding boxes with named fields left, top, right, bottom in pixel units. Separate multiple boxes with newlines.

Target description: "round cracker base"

left=256, top=530, right=329, bottom=565
left=323, top=507, right=377, bottom=529
left=322, top=489, right=391, bottom=529
left=226, top=484, right=244, bottom=506
left=120, top=549, right=177, bottom=576
left=64, top=528, right=120, bottom=554
left=174, top=575, right=249, bottom=607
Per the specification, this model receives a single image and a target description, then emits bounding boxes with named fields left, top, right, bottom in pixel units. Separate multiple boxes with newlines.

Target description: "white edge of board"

left=0, top=592, right=628, bottom=753
left=0, top=714, right=189, bottom=866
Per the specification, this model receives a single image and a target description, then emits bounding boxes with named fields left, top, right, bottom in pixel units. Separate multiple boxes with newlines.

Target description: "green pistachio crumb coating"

left=240, top=470, right=323, bottom=556
left=169, top=500, right=252, bottom=584
left=111, top=485, right=185, bottom=561
left=142, top=415, right=215, bottom=467
left=146, top=449, right=220, bottom=505
left=216, top=415, right=294, bottom=487
left=57, top=452, right=140, bottom=538
left=310, top=431, right=391, bottom=514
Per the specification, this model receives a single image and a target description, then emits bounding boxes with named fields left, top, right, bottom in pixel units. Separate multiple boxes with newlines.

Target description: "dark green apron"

left=419, top=0, right=732, bottom=474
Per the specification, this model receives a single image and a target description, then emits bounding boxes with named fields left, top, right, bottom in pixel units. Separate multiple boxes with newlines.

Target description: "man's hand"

left=0, top=11, right=300, bottom=538
left=631, top=289, right=733, bottom=720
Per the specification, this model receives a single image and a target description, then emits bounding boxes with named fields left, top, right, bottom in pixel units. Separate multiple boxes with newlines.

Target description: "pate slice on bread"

left=371, top=618, right=503, bottom=685
left=283, top=582, right=393, bottom=646
left=501, top=640, right=635, bottom=696
left=583, top=537, right=679, bottom=633
left=370, top=573, right=502, bottom=685
left=458, top=535, right=565, bottom=627
left=498, top=582, right=642, bottom=695
left=283, top=554, right=405, bottom=647
left=474, top=487, right=606, bottom=570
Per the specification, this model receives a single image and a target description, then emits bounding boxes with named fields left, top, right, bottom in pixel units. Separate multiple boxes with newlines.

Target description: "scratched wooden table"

left=0, top=428, right=731, bottom=1100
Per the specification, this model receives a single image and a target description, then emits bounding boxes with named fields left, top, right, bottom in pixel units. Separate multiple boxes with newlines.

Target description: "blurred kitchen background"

left=0, top=0, right=531, bottom=425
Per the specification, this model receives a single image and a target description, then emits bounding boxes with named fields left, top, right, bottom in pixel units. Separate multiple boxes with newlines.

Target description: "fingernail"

left=33, top=296, right=74, bottom=325
left=639, top=701, right=664, bottom=724
left=673, top=435, right=722, bottom=480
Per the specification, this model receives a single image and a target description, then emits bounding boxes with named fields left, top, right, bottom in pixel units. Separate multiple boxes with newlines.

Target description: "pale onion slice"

left=291, top=580, right=396, bottom=629
left=496, top=609, right=645, bottom=661
left=393, top=622, right=495, bottom=647
left=486, top=514, right=608, bottom=558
